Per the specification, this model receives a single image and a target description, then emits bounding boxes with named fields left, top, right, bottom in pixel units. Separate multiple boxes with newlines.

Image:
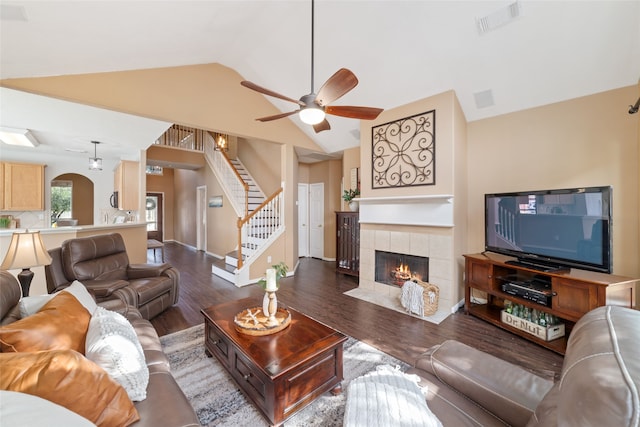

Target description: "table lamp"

left=1, top=230, right=52, bottom=297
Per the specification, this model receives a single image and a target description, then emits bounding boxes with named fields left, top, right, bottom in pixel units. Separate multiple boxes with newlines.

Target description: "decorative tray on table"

left=233, top=307, right=291, bottom=336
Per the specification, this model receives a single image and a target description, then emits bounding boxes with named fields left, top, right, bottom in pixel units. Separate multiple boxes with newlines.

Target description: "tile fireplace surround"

left=355, top=195, right=457, bottom=321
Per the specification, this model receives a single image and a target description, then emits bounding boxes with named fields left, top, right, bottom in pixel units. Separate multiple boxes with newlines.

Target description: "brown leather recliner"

left=45, top=233, right=179, bottom=320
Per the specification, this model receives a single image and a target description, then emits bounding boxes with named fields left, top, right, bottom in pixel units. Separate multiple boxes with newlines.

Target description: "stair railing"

left=204, top=132, right=249, bottom=217
left=236, top=188, right=284, bottom=269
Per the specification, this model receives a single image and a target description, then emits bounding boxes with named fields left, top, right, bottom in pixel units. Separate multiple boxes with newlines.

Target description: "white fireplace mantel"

left=355, top=195, right=454, bottom=227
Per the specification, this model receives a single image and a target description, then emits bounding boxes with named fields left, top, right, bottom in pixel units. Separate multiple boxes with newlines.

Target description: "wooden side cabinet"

left=114, top=160, right=139, bottom=211
left=464, top=252, right=637, bottom=354
left=1, top=161, right=45, bottom=211
left=336, top=211, right=359, bottom=276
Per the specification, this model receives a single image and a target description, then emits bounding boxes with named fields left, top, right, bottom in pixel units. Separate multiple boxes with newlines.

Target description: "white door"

left=309, top=183, right=324, bottom=259
left=196, top=185, right=207, bottom=251
left=298, top=183, right=309, bottom=257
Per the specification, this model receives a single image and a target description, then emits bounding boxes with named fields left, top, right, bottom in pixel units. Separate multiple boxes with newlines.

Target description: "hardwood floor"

left=150, top=242, right=564, bottom=381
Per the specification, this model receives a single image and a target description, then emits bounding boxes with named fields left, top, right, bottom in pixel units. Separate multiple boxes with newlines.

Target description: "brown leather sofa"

left=408, top=305, right=639, bottom=426
left=45, top=233, right=179, bottom=319
left=0, top=270, right=201, bottom=427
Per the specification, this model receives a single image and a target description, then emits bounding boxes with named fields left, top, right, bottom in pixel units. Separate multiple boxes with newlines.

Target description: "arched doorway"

left=51, top=173, right=94, bottom=226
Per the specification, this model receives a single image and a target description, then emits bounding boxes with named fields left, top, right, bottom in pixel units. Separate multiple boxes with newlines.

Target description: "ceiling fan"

left=240, top=0, right=383, bottom=133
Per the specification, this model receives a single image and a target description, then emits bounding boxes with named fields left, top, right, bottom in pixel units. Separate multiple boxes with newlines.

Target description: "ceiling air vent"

left=477, top=1, right=521, bottom=35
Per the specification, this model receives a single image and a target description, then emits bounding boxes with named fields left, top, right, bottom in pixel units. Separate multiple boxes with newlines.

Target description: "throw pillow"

left=0, top=390, right=96, bottom=427
left=0, top=349, right=139, bottom=427
left=19, top=280, right=98, bottom=318
left=344, top=365, right=442, bottom=427
left=0, top=291, right=91, bottom=353
left=86, top=306, right=149, bottom=401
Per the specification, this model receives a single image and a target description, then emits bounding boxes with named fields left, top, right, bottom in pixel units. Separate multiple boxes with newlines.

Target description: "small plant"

left=258, top=261, right=289, bottom=290
left=342, top=188, right=360, bottom=202
left=0, top=217, right=10, bottom=228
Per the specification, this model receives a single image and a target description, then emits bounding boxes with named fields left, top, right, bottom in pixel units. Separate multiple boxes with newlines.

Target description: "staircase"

left=204, top=134, right=284, bottom=286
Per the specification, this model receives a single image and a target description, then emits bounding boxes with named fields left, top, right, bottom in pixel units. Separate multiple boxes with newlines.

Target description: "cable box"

left=499, top=275, right=552, bottom=306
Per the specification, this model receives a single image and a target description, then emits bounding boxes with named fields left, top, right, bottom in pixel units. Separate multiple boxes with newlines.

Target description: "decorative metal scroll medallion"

left=372, top=110, right=436, bottom=188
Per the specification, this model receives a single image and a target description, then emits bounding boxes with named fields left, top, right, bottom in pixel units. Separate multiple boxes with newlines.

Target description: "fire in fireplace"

left=375, top=250, right=429, bottom=286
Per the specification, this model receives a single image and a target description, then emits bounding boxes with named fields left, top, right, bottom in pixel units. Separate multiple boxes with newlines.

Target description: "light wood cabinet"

left=464, top=252, right=637, bottom=354
left=1, top=161, right=45, bottom=211
left=114, top=160, right=139, bottom=211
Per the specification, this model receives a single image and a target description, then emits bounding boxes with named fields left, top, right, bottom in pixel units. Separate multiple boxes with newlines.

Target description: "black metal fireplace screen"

left=374, top=250, right=429, bottom=286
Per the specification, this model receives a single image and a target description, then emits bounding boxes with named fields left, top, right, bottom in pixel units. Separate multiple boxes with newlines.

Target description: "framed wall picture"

left=371, top=109, right=436, bottom=189
left=208, top=196, right=223, bottom=208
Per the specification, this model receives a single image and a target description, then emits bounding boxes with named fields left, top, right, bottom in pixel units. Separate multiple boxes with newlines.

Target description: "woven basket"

left=416, top=280, right=439, bottom=316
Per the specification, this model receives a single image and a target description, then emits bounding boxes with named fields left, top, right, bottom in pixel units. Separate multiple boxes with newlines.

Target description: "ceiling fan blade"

left=315, top=68, right=358, bottom=106
left=241, top=81, right=304, bottom=106
left=325, top=105, right=384, bottom=120
left=313, top=119, right=331, bottom=133
left=256, top=110, right=298, bottom=122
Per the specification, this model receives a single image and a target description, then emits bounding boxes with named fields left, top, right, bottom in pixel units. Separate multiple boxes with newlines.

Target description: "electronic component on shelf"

left=500, top=275, right=553, bottom=306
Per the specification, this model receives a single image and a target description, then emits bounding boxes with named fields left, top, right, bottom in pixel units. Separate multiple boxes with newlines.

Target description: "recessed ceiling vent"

left=477, top=1, right=521, bottom=35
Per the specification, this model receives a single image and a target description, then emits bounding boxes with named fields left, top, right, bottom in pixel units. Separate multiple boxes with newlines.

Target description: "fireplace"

left=375, top=250, right=429, bottom=287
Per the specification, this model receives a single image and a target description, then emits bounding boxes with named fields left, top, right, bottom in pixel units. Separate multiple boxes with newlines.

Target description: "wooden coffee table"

left=201, top=297, right=347, bottom=426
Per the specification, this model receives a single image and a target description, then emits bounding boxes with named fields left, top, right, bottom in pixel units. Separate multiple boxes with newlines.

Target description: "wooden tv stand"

left=464, top=252, right=637, bottom=354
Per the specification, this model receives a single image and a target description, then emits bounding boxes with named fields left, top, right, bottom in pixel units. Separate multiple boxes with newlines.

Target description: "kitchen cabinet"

left=114, top=160, right=139, bottom=211
left=1, top=161, right=45, bottom=211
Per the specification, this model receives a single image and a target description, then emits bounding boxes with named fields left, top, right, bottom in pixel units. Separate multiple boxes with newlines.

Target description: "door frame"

left=298, top=183, right=309, bottom=257
left=145, top=192, right=164, bottom=242
left=309, top=182, right=324, bottom=259
left=196, top=185, right=207, bottom=252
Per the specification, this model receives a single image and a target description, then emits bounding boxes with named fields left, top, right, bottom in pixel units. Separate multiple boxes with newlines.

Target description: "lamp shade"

left=0, top=230, right=52, bottom=270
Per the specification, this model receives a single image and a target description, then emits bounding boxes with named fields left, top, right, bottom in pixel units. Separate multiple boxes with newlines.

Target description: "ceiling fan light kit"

left=240, top=0, right=382, bottom=133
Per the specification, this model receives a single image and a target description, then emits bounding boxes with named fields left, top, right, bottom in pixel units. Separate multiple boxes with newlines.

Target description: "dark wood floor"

left=150, top=242, right=564, bottom=381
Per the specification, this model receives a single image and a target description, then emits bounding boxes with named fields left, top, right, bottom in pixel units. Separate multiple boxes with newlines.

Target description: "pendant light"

left=89, top=141, right=102, bottom=170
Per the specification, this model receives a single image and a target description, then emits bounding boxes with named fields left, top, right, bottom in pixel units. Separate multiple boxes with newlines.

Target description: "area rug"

left=159, top=324, right=409, bottom=426
left=344, top=287, right=450, bottom=325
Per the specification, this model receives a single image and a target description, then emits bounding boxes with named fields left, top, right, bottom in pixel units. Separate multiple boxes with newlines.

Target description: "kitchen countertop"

left=0, top=222, right=147, bottom=236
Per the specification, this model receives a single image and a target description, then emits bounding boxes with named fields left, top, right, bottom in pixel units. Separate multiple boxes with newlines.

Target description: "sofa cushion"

left=0, top=390, right=96, bottom=427
left=128, top=277, right=173, bottom=306
left=19, top=280, right=98, bottom=318
left=0, top=291, right=90, bottom=353
left=557, top=305, right=640, bottom=426
left=86, top=307, right=149, bottom=402
left=0, top=349, right=139, bottom=427
left=417, top=340, right=553, bottom=427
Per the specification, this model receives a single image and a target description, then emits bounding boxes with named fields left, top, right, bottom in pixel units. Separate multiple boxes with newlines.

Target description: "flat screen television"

left=485, top=186, right=612, bottom=273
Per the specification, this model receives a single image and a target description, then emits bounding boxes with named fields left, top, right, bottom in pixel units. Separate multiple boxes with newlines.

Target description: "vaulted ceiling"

left=1, top=1, right=638, bottom=160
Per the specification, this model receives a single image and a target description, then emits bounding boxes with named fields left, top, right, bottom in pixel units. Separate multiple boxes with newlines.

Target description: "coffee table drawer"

left=233, top=350, right=268, bottom=407
left=284, top=349, right=340, bottom=411
left=205, top=323, right=230, bottom=367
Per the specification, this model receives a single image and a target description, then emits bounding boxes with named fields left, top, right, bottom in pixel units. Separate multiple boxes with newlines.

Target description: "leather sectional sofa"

left=0, top=270, right=200, bottom=427
left=45, top=233, right=179, bottom=319
left=408, top=305, right=639, bottom=426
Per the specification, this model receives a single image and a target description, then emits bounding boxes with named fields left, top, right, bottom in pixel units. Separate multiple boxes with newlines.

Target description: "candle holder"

left=262, top=290, right=279, bottom=327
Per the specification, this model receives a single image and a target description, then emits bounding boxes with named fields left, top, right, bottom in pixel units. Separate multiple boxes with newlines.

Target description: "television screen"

left=485, top=186, right=612, bottom=273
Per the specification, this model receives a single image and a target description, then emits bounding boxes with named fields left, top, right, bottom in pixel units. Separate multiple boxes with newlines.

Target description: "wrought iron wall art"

left=371, top=110, right=436, bottom=189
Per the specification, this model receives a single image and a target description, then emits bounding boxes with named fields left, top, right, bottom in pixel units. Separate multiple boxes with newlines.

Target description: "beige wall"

left=146, top=167, right=175, bottom=241
left=467, top=86, right=639, bottom=277
left=172, top=168, right=199, bottom=247
left=237, top=137, right=281, bottom=195
left=341, top=147, right=360, bottom=211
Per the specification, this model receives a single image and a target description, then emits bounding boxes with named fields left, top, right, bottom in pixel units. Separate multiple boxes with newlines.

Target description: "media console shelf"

left=464, top=252, right=638, bottom=354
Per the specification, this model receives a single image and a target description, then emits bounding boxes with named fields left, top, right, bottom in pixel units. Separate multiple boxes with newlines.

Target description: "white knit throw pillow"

left=85, top=306, right=149, bottom=401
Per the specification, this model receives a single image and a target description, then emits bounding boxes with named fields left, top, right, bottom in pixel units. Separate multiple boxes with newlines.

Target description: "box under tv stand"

left=464, top=252, right=638, bottom=354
